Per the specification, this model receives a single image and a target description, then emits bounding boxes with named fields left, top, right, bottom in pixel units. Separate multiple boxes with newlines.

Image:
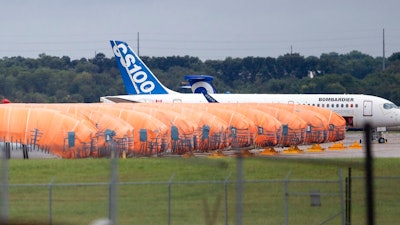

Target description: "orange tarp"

left=91, top=105, right=170, bottom=153
left=267, top=103, right=346, bottom=142
left=237, top=104, right=307, bottom=146
left=137, top=104, right=232, bottom=150
left=0, top=102, right=346, bottom=157
left=0, top=106, right=95, bottom=157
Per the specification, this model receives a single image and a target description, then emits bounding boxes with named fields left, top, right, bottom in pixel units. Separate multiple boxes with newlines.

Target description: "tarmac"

left=0, top=142, right=60, bottom=159
left=257, top=131, right=400, bottom=159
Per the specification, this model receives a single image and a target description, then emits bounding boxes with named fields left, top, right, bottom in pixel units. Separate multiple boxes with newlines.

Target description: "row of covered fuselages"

left=0, top=102, right=346, bottom=158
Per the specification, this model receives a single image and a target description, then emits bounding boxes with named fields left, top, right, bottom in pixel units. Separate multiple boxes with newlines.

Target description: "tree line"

left=0, top=51, right=400, bottom=105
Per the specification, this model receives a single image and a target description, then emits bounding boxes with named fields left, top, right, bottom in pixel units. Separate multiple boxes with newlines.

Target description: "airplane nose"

left=393, top=110, right=400, bottom=124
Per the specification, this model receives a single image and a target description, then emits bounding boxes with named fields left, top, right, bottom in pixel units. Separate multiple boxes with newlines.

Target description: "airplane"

left=102, top=40, right=400, bottom=142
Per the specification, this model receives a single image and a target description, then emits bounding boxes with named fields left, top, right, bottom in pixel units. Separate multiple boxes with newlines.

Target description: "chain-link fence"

left=3, top=169, right=399, bottom=225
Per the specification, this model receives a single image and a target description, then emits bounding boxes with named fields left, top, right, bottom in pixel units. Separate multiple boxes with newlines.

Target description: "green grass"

left=3, top=157, right=400, bottom=225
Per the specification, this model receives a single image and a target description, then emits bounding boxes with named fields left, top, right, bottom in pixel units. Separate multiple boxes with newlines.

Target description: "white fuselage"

left=100, top=93, right=400, bottom=129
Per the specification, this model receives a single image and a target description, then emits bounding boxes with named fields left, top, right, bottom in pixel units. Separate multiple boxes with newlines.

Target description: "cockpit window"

left=383, top=103, right=399, bottom=109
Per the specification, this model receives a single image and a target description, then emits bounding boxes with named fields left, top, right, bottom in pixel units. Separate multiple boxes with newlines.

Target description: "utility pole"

left=382, top=28, right=386, bottom=70
left=137, top=32, right=140, bottom=57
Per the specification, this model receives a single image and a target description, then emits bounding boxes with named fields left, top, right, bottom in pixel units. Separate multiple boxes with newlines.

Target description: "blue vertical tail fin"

left=184, top=75, right=218, bottom=94
left=110, top=40, right=177, bottom=95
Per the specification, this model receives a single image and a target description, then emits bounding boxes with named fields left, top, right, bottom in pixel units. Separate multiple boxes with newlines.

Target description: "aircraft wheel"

left=378, top=137, right=386, bottom=143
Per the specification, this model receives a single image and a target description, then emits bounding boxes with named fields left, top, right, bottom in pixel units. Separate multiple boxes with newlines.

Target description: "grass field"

left=2, top=156, right=400, bottom=225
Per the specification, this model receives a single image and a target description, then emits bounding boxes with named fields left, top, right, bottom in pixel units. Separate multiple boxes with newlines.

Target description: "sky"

left=1, top=0, right=399, bottom=61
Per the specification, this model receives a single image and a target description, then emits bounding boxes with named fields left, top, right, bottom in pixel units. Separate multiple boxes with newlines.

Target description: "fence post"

left=224, top=173, right=231, bottom=225
left=48, top=178, right=55, bottom=225
left=235, top=153, right=243, bottom=225
left=168, top=174, right=175, bottom=225
left=364, top=125, right=375, bottom=225
left=284, top=171, right=291, bottom=225
left=1, top=145, right=8, bottom=224
left=108, top=145, right=118, bottom=225
left=339, top=168, right=345, bottom=225
left=346, top=167, right=352, bottom=225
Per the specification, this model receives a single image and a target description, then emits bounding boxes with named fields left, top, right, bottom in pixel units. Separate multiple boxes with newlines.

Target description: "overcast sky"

left=1, top=0, right=399, bottom=60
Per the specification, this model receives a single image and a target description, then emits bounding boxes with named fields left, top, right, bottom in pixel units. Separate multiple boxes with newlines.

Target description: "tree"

left=388, top=52, right=400, bottom=62
left=0, top=49, right=399, bottom=104
left=319, top=52, right=344, bottom=74
left=343, top=51, right=379, bottom=79
left=386, top=52, right=400, bottom=73
left=276, top=53, right=307, bottom=79
left=242, top=57, right=266, bottom=83
left=219, top=57, right=243, bottom=88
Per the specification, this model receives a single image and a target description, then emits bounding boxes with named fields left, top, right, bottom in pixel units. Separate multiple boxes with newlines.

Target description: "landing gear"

left=378, top=136, right=387, bottom=143
left=372, top=127, right=387, bottom=144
